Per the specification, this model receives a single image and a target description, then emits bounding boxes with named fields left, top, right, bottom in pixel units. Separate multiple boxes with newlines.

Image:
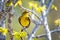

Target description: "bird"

left=18, top=11, right=30, bottom=28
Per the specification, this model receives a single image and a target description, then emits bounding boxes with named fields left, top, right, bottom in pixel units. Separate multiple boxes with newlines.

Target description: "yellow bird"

left=18, top=11, right=30, bottom=28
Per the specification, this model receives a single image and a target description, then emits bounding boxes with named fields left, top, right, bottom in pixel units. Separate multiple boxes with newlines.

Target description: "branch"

left=7, top=6, right=13, bottom=40
left=19, top=0, right=53, bottom=40
left=19, top=5, right=40, bottom=19
left=0, top=12, right=6, bottom=27
left=41, top=13, right=51, bottom=40
left=46, top=0, right=53, bottom=14
left=33, top=29, right=60, bottom=38
left=40, top=0, right=53, bottom=40
left=28, top=0, right=53, bottom=40
left=28, top=24, right=41, bottom=40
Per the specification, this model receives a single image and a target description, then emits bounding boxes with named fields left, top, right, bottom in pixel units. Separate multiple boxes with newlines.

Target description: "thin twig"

left=33, top=29, right=60, bottom=38
left=7, top=6, right=13, bottom=40
left=20, top=5, right=40, bottom=19
left=0, top=0, right=6, bottom=40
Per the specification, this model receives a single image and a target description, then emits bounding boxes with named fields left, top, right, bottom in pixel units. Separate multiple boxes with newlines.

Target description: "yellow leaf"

left=35, top=7, right=42, bottom=13
left=29, top=2, right=33, bottom=8
left=0, top=27, right=8, bottom=35
left=54, top=19, right=60, bottom=26
left=35, top=5, right=46, bottom=13
left=13, top=31, right=20, bottom=38
left=51, top=5, right=58, bottom=11
left=13, top=31, right=27, bottom=38
left=2, top=28, right=8, bottom=35
left=42, top=5, right=46, bottom=11
left=29, top=1, right=38, bottom=9
left=0, top=27, right=3, bottom=32
left=14, top=0, right=22, bottom=7
left=20, top=31, right=27, bottom=37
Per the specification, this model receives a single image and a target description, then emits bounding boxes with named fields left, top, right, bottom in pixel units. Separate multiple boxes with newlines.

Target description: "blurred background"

left=5, top=0, right=60, bottom=40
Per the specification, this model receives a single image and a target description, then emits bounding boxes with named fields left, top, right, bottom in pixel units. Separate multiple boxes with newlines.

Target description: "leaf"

left=2, top=28, right=8, bottom=35
left=20, top=31, right=27, bottom=37
left=0, top=27, right=8, bottom=35
left=29, top=1, right=38, bottom=9
left=51, top=5, right=58, bottom=11
left=35, top=5, right=46, bottom=13
left=14, top=0, right=22, bottom=7
left=13, top=31, right=20, bottom=38
left=54, top=19, right=60, bottom=26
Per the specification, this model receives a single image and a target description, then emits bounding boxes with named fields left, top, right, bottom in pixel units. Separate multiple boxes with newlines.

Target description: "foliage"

left=54, top=19, right=60, bottom=26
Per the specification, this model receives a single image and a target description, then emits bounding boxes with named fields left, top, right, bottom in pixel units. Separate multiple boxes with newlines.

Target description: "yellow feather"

left=18, top=11, right=30, bottom=28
